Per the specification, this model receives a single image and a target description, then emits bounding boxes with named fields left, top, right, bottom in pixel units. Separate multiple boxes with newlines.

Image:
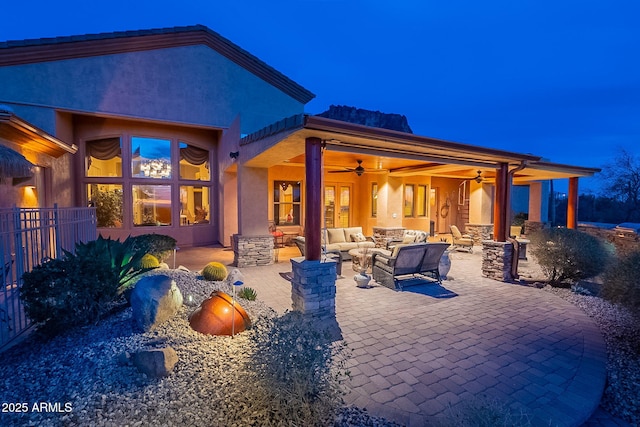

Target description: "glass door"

left=324, top=184, right=351, bottom=228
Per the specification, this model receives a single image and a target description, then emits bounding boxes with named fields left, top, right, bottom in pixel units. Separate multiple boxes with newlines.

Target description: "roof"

left=241, top=114, right=600, bottom=182
left=0, top=108, right=77, bottom=157
left=0, top=25, right=315, bottom=105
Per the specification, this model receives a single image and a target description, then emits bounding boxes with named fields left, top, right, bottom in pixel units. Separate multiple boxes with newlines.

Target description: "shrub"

left=202, top=261, right=228, bottom=281
left=20, top=236, right=152, bottom=336
left=130, top=233, right=177, bottom=262
left=240, top=312, right=350, bottom=426
left=237, top=287, right=257, bottom=301
left=529, top=228, right=612, bottom=285
left=438, top=395, right=532, bottom=427
left=138, top=253, right=160, bottom=269
left=602, top=251, right=640, bottom=313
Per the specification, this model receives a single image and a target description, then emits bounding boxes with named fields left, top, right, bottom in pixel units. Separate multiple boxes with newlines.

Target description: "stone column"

left=291, top=257, right=336, bottom=321
left=233, top=234, right=274, bottom=267
left=482, top=240, right=514, bottom=282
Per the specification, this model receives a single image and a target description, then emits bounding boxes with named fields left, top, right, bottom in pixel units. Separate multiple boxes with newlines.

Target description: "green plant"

left=528, top=228, right=612, bottom=285
left=237, top=287, right=257, bottom=301
left=138, top=253, right=160, bottom=269
left=90, top=185, right=123, bottom=228
left=130, top=233, right=177, bottom=262
left=202, top=261, right=228, bottom=281
left=602, top=251, right=640, bottom=313
left=240, top=312, right=350, bottom=426
left=20, top=236, right=153, bottom=336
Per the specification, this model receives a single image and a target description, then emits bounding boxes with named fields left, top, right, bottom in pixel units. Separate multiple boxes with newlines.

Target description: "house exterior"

left=0, top=25, right=599, bottom=270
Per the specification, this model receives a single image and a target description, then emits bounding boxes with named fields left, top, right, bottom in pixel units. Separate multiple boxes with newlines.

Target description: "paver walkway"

left=176, top=246, right=610, bottom=426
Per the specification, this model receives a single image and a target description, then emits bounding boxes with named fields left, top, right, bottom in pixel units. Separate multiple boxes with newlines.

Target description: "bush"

left=240, top=312, right=350, bottom=426
left=202, top=262, right=228, bottom=281
left=529, top=228, right=612, bottom=285
left=130, top=234, right=177, bottom=262
left=237, top=287, right=257, bottom=301
left=602, top=251, right=640, bottom=314
left=20, top=236, right=151, bottom=336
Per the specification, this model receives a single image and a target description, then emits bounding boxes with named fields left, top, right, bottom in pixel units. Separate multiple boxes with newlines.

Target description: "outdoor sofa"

left=295, top=227, right=375, bottom=260
left=371, top=242, right=450, bottom=290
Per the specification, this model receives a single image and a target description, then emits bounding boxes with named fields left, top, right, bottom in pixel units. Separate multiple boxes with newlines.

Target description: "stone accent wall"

left=290, top=257, right=336, bottom=320
left=232, top=234, right=274, bottom=267
left=465, top=224, right=493, bottom=245
left=372, top=226, right=405, bottom=248
left=482, top=240, right=514, bottom=282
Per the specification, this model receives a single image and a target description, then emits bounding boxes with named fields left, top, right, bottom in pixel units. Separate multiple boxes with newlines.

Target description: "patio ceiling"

left=241, top=115, right=600, bottom=183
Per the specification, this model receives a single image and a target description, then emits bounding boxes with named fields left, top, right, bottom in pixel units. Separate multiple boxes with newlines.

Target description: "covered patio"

left=225, top=114, right=599, bottom=279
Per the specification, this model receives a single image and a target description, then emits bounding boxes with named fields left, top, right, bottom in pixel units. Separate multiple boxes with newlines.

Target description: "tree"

left=599, top=148, right=640, bottom=223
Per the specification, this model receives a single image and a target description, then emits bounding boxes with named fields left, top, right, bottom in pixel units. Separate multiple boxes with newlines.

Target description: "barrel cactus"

left=202, top=262, right=228, bottom=281
left=139, top=253, right=160, bottom=269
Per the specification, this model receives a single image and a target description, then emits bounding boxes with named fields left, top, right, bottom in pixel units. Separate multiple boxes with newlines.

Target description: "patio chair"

left=450, top=225, right=473, bottom=253
left=417, top=242, right=450, bottom=285
left=371, top=244, right=427, bottom=290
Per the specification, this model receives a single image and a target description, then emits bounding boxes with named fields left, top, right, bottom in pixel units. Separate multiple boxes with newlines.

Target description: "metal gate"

left=0, top=205, right=97, bottom=350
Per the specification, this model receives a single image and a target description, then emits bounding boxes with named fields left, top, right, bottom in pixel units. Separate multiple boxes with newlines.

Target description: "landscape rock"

left=131, top=346, right=178, bottom=378
left=130, top=275, right=183, bottom=331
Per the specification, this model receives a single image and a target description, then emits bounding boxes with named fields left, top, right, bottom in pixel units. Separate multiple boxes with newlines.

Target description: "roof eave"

left=0, top=110, right=77, bottom=157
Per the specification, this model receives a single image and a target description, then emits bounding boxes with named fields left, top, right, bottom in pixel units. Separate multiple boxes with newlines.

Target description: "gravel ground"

left=543, top=285, right=640, bottom=426
left=0, top=269, right=398, bottom=427
left=2, top=268, right=638, bottom=426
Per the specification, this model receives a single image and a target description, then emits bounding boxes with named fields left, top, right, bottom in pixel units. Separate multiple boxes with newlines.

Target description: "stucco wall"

left=0, top=45, right=306, bottom=135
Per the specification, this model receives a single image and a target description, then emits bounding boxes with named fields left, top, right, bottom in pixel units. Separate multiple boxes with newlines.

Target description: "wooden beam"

left=304, top=137, right=323, bottom=260
left=493, top=163, right=509, bottom=242
left=567, top=177, right=578, bottom=229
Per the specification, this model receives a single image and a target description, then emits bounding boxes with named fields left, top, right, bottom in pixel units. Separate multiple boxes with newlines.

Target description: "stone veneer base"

left=482, top=240, right=514, bottom=282
left=232, top=234, right=274, bottom=267
left=290, top=256, right=337, bottom=321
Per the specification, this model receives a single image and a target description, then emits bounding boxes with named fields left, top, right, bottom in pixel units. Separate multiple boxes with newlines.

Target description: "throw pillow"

left=351, top=232, right=367, bottom=242
left=402, top=235, right=416, bottom=244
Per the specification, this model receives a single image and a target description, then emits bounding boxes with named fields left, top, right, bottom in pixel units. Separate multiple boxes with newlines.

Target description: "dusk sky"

left=3, top=0, right=639, bottom=192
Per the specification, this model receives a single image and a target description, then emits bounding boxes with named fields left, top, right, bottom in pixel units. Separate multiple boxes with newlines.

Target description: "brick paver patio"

left=176, top=246, right=608, bottom=426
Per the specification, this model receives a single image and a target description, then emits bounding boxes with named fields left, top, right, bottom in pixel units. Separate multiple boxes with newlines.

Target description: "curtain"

left=87, top=138, right=121, bottom=160
left=180, top=145, right=209, bottom=166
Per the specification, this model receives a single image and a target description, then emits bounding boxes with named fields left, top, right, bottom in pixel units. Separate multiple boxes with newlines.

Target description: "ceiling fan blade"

left=328, top=169, right=355, bottom=173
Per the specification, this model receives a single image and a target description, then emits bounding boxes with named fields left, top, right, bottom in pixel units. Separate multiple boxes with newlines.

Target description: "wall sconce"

left=280, top=182, right=289, bottom=191
left=229, top=151, right=239, bottom=160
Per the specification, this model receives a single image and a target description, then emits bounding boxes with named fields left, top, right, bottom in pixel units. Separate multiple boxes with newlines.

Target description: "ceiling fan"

left=328, top=160, right=368, bottom=176
left=472, top=170, right=483, bottom=183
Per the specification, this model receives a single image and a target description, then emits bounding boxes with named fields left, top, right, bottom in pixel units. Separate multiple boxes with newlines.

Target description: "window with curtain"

left=273, top=181, right=301, bottom=226
left=179, top=142, right=210, bottom=181
left=86, top=137, right=122, bottom=177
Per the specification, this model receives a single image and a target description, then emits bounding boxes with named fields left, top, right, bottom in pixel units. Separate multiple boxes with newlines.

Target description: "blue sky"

left=2, top=0, right=639, bottom=193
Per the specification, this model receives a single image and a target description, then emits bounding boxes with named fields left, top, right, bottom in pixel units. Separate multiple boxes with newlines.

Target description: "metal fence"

left=1, top=205, right=97, bottom=350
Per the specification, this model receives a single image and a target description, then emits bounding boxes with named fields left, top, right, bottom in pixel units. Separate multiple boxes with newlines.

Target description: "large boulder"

left=130, top=275, right=183, bottom=331
left=131, top=346, right=178, bottom=378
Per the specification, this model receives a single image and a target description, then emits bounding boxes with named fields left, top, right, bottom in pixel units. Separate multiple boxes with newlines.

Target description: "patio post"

left=567, top=177, right=578, bottom=229
left=304, top=137, right=322, bottom=261
left=493, top=162, right=509, bottom=242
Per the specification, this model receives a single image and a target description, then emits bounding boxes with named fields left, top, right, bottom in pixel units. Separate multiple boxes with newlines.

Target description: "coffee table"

left=348, top=248, right=390, bottom=273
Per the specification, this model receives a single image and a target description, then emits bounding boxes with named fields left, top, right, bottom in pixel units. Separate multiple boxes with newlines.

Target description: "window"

left=131, top=137, right=172, bottom=179
left=133, top=185, right=172, bottom=226
left=274, top=181, right=301, bottom=226
left=88, top=183, right=123, bottom=227
left=417, top=185, right=428, bottom=217
left=180, top=186, right=210, bottom=225
left=371, top=183, right=378, bottom=217
left=86, top=137, right=122, bottom=177
left=179, top=142, right=210, bottom=181
left=404, top=184, right=415, bottom=217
